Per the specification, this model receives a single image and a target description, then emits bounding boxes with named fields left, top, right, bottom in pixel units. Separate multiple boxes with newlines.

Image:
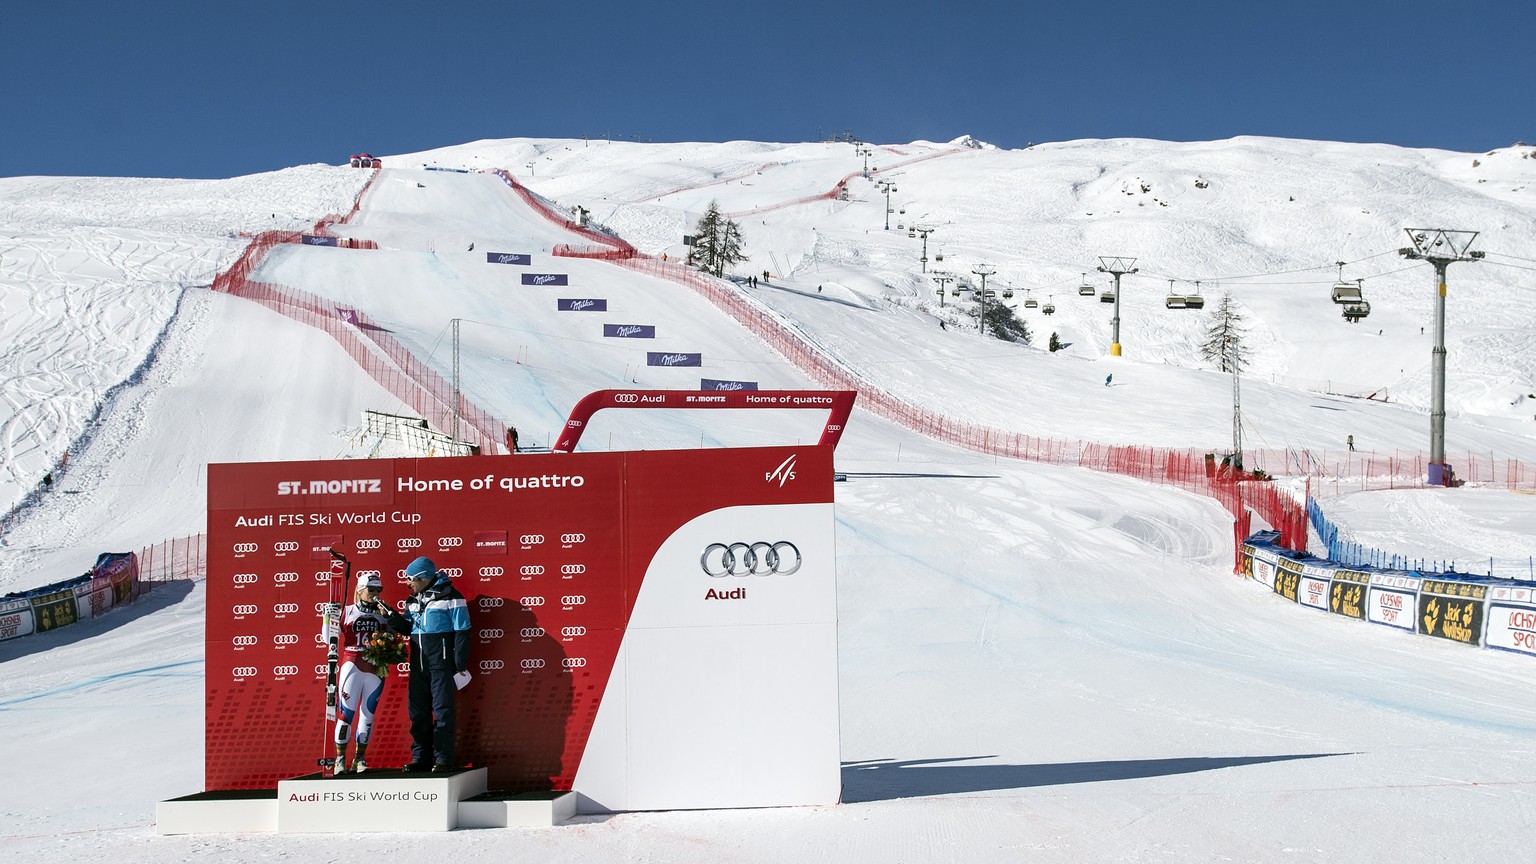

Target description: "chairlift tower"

left=855, top=144, right=874, bottom=178
left=875, top=179, right=897, bottom=230
left=1399, top=228, right=1483, bottom=486
left=930, top=271, right=955, bottom=308
left=451, top=317, right=462, bottom=444
left=1096, top=257, right=1138, bottom=357
left=913, top=225, right=936, bottom=272
left=971, top=264, right=996, bottom=333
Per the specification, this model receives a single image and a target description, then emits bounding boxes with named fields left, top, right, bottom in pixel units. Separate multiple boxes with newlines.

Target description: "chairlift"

left=1331, top=278, right=1363, bottom=304
left=1002, top=286, right=1014, bottom=299
left=1184, top=282, right=1205, bottom=310
left=1023, top=289, right=1039, bottom=309
left=951, top=286, right=962, bottom=296
left=935, top=249, right=945, bottom=262
left=1343, top=300, right=1371, bottom=321
left=1077, top=273, right=1096, bottom=296
left=1042, top=295, right=1056, bottom=315
left=897, top=223, right=905, bottom=231
left=1099, top=286, right=1116, bottom=303
left=908, top=229, right=916, bottom=238
left=1331, top=263, right=1363, bottom=304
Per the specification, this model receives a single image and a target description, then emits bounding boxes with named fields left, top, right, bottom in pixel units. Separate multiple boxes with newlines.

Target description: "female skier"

left=333, top=571, right=407, bottom=773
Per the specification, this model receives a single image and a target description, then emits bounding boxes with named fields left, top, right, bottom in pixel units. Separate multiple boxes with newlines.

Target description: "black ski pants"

left=407, top=654, right=456, bottom=765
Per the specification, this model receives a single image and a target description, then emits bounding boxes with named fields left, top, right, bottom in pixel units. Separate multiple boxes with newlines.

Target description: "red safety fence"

left=606, top=255, right=1306, bottom=564
left=138, top=533, right=207, bottom=584
left=210, top=170, right=508, bottom=455
left=492, top=169, right=637, bottom=258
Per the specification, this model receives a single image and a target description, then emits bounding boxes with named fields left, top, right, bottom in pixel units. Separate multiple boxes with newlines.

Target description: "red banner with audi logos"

left=205, top=444, right=839, bottom=809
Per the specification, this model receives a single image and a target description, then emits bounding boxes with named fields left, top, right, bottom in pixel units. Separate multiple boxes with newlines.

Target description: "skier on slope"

left=332, top=571, right=407, bottom=774
left=402, top=556, right=472, bottom=772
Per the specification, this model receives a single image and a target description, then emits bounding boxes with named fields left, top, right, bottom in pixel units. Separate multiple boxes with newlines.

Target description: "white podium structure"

left=156, top=770, right=576, bottom=834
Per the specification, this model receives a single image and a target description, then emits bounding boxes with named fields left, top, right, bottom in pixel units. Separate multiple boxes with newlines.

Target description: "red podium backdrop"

left=206, top=445, right=840, bottom=810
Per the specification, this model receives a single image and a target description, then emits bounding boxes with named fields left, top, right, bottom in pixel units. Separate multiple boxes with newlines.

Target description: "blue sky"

left=5, top=0, right=1532, bottom=179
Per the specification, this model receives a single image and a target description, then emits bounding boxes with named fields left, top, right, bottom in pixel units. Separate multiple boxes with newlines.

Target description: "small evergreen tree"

left=1200, top=292, right=1249, bottom=373
left=691, top=201, right=747, bottom=277
left=1048, top=331, right=1062, bottom=352
left=980, top=301, right=1031, bottom=344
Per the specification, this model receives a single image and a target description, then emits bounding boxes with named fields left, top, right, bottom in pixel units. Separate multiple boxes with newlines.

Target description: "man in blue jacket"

left=401, top=556, right=471, bottom=772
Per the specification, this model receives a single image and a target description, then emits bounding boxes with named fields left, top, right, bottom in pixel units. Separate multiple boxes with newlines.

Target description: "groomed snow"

left=2, top=136, right=1535, bottom=862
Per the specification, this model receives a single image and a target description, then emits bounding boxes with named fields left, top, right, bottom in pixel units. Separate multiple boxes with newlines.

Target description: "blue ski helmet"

left=405, top=556, right=438, bottom=582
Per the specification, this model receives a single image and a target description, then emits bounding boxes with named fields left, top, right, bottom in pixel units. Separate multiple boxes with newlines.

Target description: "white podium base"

left=157, top=769, right=575, bottom=834
left=458, top=790, right=578, bottom=828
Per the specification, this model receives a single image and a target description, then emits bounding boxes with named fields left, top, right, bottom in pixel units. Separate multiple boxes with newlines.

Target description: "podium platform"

left=156, top=769, right=575, bottom=834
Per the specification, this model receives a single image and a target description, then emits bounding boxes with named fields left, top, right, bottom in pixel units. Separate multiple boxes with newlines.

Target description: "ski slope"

left=3, top=136, right=1536, bottom=862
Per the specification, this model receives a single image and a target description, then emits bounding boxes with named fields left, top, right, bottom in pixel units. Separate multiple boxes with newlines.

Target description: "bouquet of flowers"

left=360, top=630, right=409, bottom=678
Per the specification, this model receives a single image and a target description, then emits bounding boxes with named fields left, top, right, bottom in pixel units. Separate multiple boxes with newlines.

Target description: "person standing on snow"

left=332, top=571, right=407, bottom=774
left=402, top=556, right=471, bottom=772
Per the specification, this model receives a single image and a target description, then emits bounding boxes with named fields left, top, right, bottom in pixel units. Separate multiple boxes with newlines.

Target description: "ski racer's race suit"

left=403, top=573, right=471, bottom=766
left=335, top=601, right=406, bottom=749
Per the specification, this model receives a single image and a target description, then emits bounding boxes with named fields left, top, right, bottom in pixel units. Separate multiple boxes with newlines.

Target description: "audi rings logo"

left=520, top=565, right=544, bottom=576
left=560, top=595, right=587, bottom=606
left=398, top=538, right=422, bottom=550
left=233, top=635, right=258, bottom=647
left=314, top=664, right=328, bottom=676
left=314, top=570, right=332, bottom=584
left=356, top=538, right=382, bottom=550
left=520, top=534, right=544, bottom=546
left=562, top=657, right=588, bottom=669
left=560, top=533, right=586, bottom=544
left=273, top=541, right=300, bottom=553
left=313, top=601, right=329, bottom=613
left=520, top=596, right=545, bottom=607
left=273, top=571, right=299, bottom=584
left=273, top=603, right=299, bottom=615
left=560, top=564, right=587, bottom=575
left=479, top=566, right=505, bottom=577
left=273, top=633, right=299, bottom=645
left=232, top=666, right=258, bottom=679
left=479, top=597, right=505, bottom=609
left=520, top=627, right=546, bottom=638
left=232, top=543, right=259, bottom=554
left=522, top=659, right=546, bottom=670
left=438, top=536, right=464, bottom=548
left=232, top=604, right=258, bottom=616
left=440, top=567, right=464, bottom=578
left=480, top=660, right=505, bottom=671
left=273, top=665, right=300, bottom=677
left=233, top=573, right=259, bottom=585
left=614, top=393, right=640, bottom=404
left=701, top=541, right=803, bottom=577
left=479, top=628, right=504, bottom=640
left=561, top=626, right=587, bottom=638
left=314, top=633, right=327, bottom=645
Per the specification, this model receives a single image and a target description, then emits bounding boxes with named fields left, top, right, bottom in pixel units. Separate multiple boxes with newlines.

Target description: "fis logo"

left=766, top=454, right=797, bottom=487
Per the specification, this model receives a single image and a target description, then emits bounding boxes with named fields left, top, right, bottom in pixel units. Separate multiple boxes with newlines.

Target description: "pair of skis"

left=318, top=548, right=349, bottom=776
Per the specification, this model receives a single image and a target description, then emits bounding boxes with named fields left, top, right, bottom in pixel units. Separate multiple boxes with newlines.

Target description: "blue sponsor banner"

left=486, top=252, right=532, bottom=265
left=603, top=324, right=656, bottom=339
left=424, top=166, right=471, bottom=173
left=647, top=352, right=702, bottom=367
left=301, top=234, right=339, bottom=247
left=522, top=273, right=569, bottom=286
left=557, top=298, right=608, bottom=312
left=701, top=378, right=758, bottom=391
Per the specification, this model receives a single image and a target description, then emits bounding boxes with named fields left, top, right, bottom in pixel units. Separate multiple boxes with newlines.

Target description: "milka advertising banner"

left=206, top=446, right=839, bottom=811
left=486, top=252, right=532, bottom=265
left=521, top=273, right=569, bottom=286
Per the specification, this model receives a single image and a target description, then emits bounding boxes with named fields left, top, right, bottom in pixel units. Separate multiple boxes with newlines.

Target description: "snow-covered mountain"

left=2, top=136, right=1535, bottom=862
